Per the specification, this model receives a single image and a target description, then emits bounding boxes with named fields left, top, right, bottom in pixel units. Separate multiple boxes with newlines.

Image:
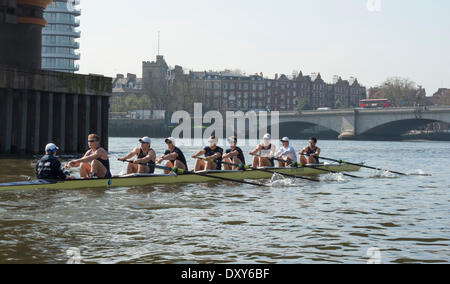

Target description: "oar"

left=198, top=158, right=320, bottom=182
left=304, top=154, right=425, bottom=176
left=273, top=157, right=362, bottom=179
left=122, top=160, right=267, bottom=187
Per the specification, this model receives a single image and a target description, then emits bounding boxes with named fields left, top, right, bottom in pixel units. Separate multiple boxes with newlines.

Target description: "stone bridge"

left=276, top=106, right=450, bottom=139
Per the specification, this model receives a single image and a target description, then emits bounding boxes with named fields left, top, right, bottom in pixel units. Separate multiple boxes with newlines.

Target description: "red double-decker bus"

left=359, top=99, right=392, bottom=108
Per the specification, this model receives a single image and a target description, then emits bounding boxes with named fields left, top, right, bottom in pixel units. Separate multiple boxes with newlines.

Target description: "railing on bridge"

left=278, top=106, right=450, bottom=116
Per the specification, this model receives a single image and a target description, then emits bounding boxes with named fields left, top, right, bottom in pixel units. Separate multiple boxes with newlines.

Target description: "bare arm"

left=74, top=148, right=106, bottom=164
left=312, top=148, right=321, bottom=157
left=136, top=150, right=156, bottom=164
left=191, top=149, right=206, bottom=159
left=270, top=145, right=277, bottom=157
left=223, top=150, right=238, bottom=159
left=208, top=152, right=222, bottom=161
left=157, top=152, right=179, bottom=164
left=118, top=148, right=139, bottom=162
left=299, top=147, right=308, bottom=155
left=66, top=150, right=89, bottom=168
left=275, top=148, right=283, bottom=158
left=250, top=145, right=262, bottom=156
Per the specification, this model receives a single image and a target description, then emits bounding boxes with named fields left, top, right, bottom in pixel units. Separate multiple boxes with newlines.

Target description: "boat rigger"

left=0, top=163, right=361, bottom=191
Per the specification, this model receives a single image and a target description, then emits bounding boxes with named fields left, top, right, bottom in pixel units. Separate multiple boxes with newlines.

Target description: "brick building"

left=429, top=88, right=450, bottom=106
left=132, top=55, right=368, bottom=112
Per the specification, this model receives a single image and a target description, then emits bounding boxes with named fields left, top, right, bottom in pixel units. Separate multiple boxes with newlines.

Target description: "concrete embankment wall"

left=109, top=118, right=330, bottom=139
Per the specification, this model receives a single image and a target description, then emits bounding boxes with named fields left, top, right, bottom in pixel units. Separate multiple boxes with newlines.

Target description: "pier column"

left=78, top=96, right=91, bottom=152
left=47, top=93, right=54, bottom=143
left=1, top=89, right=13, bottom=153
left=102, top=96, right=110, bottom=150
left=18, top=90, right=28, bottom=153
left=72, top=95, right=79, bottom=153
left=53, top=93, right=67, bottom=152
left=31, top=92, right=41, bottom=154
left=39, top=92, right=54, bottom=151
left=86, top=95, right=91, bottom=135
left=66, top=94, right=79, bottom=153
left=97, top=96, right=102, bottom=138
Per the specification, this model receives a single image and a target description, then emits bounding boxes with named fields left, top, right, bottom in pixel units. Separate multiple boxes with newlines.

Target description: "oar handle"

left=195, top=157, right=249, bottom=170
left=122, top=159, right=180, bottom=173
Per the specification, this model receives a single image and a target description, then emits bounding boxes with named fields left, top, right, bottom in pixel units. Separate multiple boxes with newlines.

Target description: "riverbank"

left=109, top=120, right=450, bottom=142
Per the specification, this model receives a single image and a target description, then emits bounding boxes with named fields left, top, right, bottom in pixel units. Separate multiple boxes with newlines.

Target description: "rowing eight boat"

left=0, top=163, right=361, bottom=191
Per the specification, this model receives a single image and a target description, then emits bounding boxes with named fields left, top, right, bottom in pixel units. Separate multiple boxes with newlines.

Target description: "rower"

left=118, top=136, right=156, bottom=174
left=222, top=136, right=246, bottom=171
left=192, top=136, right=224, bottom=172
left=156, top=137, right=188, bottom=174
left=275, top=137, right=297, bottom=167
left=66, top=134, right=112, bottom=179
left=299, top=137, right=321, bottom=165
left=250, top=133, right=276, bottom=168
left=36, top=143, right=73, bottom=180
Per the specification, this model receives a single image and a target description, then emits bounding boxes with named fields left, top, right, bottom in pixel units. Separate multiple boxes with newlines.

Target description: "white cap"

left=139, top=136, right=151, bottom=144
left=263, top=133, right=271, bottom=140
left=45, top=143, right=59, bottom=153
left=165, top=137, right=176, bottom=145
left=281, top=137, right=289, bottom=142
left=208, top=136, right=218, bottom=144
left=228, top=136, right=237, bottom=143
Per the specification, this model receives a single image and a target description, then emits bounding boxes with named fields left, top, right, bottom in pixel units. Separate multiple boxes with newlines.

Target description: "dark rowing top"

left=226, top=147, right=246, bottom=165
left=88, top=149, right=112, bottom=179
left=165, top=147, right=188, bottom=171
left=35, top=155, right=67, bottom=180
left=306, top=146, right=320, bottom=164
left=137, top=148, right=155, bottom=174
left=204, top=146, right=224, bottom=170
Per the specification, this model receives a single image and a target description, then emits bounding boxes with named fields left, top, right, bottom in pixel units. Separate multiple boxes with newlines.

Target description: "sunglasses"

left=88, top=140, right=97, bottom=143
left=166, top=141, right=173, bottom=145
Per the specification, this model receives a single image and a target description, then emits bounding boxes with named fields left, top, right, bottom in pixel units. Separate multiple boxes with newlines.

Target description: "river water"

left=0, top=138, right=448, bottom=264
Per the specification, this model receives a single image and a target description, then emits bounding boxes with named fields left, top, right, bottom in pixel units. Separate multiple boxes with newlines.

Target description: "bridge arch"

left=277, top=121, right=340, bottom=138
left=356, top=110, right=450, bottom=136
left=277, top=112, right=355, bottom=135
left=359, top=118, right=443, bottom=137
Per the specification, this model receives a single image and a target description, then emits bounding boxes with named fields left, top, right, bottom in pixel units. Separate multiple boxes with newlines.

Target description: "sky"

left=78, top=0, right=450, bottom=94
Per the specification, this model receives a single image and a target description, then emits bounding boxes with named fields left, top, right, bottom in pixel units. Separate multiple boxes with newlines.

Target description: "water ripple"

left=0, top=139, right=449, bottom=263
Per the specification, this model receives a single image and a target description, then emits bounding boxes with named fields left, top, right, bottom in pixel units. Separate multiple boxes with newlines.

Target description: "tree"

left=371, top=77, right=426, bottom=107
left=138, top=95, right=152, bottom=109
left=125, top=94, right=139, bottom=111
left=296, top=98, right=307, bottom=115
left=110, top=95, right=124, bottom=113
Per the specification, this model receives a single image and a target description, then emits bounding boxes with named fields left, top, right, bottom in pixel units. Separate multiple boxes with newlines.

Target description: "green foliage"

left=125, top=94, right=139, bottom=111
left=110, top=93, right=152, bottom=113
left=296, top=97, right=307, bottom=114
left=138, top=95, right=152, bottom=109
left=110, top=96, right=124, bottom=112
